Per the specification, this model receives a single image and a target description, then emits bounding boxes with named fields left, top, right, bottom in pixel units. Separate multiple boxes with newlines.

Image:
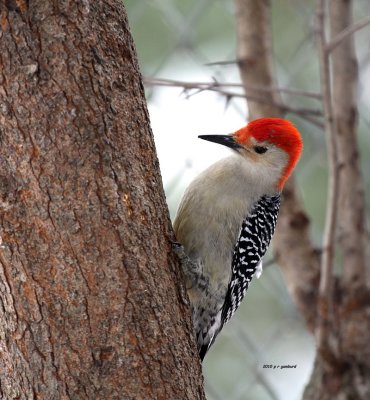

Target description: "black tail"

left=199, top=344, right=209, bottom=361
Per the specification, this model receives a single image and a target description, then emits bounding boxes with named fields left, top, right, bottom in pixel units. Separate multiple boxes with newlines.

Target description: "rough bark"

left=0, top=1, right=205, bottom=399
left=303, top=1, right=370, bottom=398
left=234, top=0, right=319, bottom=330
left=330, top=0, right=367, bottom=290
left=234, top=0, right=281, bottom=118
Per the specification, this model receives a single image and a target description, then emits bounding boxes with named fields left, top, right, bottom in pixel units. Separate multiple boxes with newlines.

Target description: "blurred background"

left=125, top=1, right=370, bottom=399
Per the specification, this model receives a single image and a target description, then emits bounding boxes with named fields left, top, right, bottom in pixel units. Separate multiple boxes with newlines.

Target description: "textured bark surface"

left=234, top=0, right=281, bottom=118
left=303, top=1, right=370, bottom=398
left=330, top=0, right=366, bottom=290
left=0, top=1, right=205, bottom=399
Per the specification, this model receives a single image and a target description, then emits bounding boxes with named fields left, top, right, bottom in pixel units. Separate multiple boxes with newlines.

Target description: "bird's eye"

left=254, top=146, right=268, bottom=154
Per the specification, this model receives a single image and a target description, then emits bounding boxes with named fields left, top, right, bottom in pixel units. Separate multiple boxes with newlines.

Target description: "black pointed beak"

left=198, top=134, right=242, bottom=150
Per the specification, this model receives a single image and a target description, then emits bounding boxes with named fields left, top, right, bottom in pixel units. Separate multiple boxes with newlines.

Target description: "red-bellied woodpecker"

left=173, top=118, right=303, bottom=360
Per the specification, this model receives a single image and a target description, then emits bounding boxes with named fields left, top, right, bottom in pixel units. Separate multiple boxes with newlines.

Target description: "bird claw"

left=171, top=240, right=188, bottom=260
left=171, top=240, right=205, bottom=289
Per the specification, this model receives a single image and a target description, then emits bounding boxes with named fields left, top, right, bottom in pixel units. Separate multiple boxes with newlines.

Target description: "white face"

left=236, top=136, right=289, bottom=190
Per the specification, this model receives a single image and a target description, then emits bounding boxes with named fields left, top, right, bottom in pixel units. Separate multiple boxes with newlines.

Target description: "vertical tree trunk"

left=234, top=0, right=281, bottom=118
left=0, top=1, right=205, bottom=399
left=330, top=0, right=366, bottom=289
left=304, top=2, right=370, bottom=398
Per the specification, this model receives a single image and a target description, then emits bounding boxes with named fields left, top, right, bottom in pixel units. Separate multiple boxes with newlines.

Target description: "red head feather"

left=234, top=118, right=303, bottom=190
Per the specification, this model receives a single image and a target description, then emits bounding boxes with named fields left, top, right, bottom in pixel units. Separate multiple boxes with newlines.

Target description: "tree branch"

left=330, top=0, right=367, bottom=292
left=315, top=0, right=339, bottom=358
left=144, top=77, right=324, bottom=128
left=144, top=77, right=322, bottom=99
left=326, top=15, right=370, bottom=54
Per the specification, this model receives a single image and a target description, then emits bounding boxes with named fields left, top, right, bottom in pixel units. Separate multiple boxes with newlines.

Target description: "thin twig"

left=204, top=60, right=238, bottom=66
left=326, top=15, right=370, bottom=53
left=194, top=88, right=322, bottom=117
left=144, top=78, right=324, bottom=128
left=295, top=114, right=324, bottom=129
left=235, top=325, right=281, bottom=400
left=144, top=77, right=322, bottom=99
left=316, top=0, right=339, bottom=357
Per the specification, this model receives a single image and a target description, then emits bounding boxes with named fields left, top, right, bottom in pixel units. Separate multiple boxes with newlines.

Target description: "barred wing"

left=221, top=194, right=281, bottom=326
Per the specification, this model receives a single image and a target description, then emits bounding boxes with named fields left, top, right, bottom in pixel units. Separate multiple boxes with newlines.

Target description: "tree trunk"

left=303, top=1, right=370, bottom=398
left=234, top=0, right=281, bottom=118
left=0, top=1, right=205, bottom=399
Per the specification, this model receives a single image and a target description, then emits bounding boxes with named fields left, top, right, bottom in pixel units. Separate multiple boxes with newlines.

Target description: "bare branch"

left=315, top=0, right=339, bottom=357
left=235, top=325, right=281, bottom=400
left=144, top=77, right=322, bottom=99
left=330, top=1, right=367, bottom=291
left=204, top=60, right=238, bottom=66
left=326, top=15, right=370, bottom=54
left=144, top=77, right=324, bottom=128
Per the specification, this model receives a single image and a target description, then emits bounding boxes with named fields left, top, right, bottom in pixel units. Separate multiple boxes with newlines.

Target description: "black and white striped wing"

left=221, top=194, right=281, bottom=326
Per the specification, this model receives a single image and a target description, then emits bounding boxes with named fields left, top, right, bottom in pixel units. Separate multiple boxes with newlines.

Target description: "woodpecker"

left=173, top=118, right=303, bottom=360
